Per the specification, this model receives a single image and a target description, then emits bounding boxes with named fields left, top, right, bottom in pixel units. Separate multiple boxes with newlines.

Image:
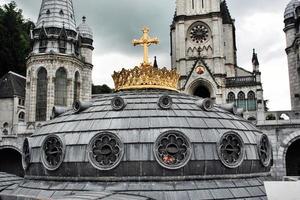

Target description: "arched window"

left=2, top=123, right=8, bottom=135
left=18, top=112, right=25, bottom=122
left=55, top=68, right=68, bottom=106
left=237, top=91, right=246, bottom=111
left=36, top=68, right=48, bottom=121
left=73, top=72, right=80, bottom=102
left=58, top=28, right=67, bottom=53
left=3, top=122, right=8, bottom=128
left=227, top=92, right=235, bottom=104
left=247, top=91, right=257, bottom=111
left=39, top=29, right=48, bottom=53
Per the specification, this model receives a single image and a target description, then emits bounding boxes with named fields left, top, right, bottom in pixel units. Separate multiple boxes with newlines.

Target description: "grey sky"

left=1, top=0, right=292, bottom=110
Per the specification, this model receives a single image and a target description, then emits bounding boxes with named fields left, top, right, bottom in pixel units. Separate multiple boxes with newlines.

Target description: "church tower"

left=25, top=0, right=94, bottom=124
left=171, top=0, right=237, bottom=104
left=171, top=0, right=265, bottom=122
left=284, top=0, right=300, bottom=110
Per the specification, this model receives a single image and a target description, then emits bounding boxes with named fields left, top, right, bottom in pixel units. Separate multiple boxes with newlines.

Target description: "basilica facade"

left=171, top=0, right=265, bottom=122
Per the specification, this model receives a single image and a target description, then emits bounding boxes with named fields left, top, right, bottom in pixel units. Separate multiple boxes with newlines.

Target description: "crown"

left=112, top=27, right=180, bottom=92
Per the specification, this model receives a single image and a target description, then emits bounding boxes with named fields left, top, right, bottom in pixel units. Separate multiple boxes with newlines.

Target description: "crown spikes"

left=112, top=65, right=180, bottom=92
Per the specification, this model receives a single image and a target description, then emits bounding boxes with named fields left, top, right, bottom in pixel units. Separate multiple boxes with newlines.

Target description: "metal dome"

left=284, top=0, right=300, bottom=20
left=77, top=16, right=93, bottom=39
left=12, top=89, right=273, bottom=199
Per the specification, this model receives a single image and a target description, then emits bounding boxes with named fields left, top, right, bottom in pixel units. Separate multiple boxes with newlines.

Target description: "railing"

left=225, top=76, right=256, bottom=87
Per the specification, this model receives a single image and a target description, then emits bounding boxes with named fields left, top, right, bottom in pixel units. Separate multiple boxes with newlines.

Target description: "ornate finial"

left=82, top=16, right=86, bottom=23
left=132, top=27, right=159, bottom=67
left=112, top=27, right=179, bottom=92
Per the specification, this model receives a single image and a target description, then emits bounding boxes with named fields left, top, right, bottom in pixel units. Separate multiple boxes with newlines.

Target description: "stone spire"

left=36, top=0, right=76, bottom=31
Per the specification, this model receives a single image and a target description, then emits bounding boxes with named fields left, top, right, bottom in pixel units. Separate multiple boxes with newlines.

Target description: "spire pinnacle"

left=252, top=49, right=259, bottom=66
left=36, top=0, right=76, bottom=31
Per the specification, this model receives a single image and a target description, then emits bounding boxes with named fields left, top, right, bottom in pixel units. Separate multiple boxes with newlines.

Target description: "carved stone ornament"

left=154, top=131, right=191, bottom=169
left=41, top=135, right=65, bottom=171
left=189, top=22, right=210, bottom=44
left=258, top=134, right=272, bottom=167
left=218, top=132, right=244, bottom=168
left=88, top=132, right=124, bottom=170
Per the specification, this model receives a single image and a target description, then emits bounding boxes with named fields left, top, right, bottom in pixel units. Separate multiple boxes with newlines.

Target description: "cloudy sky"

left=1, top=0, right=292, bottom=111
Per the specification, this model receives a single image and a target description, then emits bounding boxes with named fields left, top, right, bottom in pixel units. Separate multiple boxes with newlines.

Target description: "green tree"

left=92, top=84, right=113, bottom=94
left=0, top=1, right=34, bottom=77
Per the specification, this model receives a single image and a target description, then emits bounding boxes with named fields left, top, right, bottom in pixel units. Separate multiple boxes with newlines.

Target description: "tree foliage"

left=92, top=84, right=113, bottom=94
left=0, top=1, right=34, bottom=77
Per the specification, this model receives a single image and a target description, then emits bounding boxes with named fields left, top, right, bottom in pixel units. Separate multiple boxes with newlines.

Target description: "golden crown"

left=112, top=27, right=180, bottom=92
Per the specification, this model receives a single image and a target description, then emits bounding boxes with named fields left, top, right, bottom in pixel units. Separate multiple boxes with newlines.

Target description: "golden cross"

left=132, top=27, right=159, bottom=66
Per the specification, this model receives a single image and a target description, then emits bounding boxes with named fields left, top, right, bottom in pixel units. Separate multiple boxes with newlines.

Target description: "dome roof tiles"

left=284, top=0, right=300, bottom=20
left=26, top=90, right=270, bottom=182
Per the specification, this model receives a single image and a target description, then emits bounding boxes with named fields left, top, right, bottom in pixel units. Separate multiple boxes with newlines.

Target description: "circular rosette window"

left=88, top=132, right=124, bottom=170
left=258, top=134, right=272, bottom=167
left=41, top=135, right=65, bottom=171
left=188, top=22, right=210, bottom=44
left=22, top=138, right=31, bottom=170
left=154, top=131, right=191, bottom=169
left=218, top=132, right=245, bottom=168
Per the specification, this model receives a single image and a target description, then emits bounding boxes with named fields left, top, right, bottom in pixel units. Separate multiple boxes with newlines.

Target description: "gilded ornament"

left=112, top=27, right=180, bottom=92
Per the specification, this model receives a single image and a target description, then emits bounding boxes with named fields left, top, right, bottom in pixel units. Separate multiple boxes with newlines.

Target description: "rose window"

left=42, top=135, right=65, bottom=170
left=189, top=23, right=210, bottom=44
left=22, top=138, right=31, bottom=170
left=258, top=134, right=272, bottom=167
left=88, top=133, right=123, bottom=170
left=154, top=131, right=191, bottom=169
left=218, top=132, right=244, bottom=168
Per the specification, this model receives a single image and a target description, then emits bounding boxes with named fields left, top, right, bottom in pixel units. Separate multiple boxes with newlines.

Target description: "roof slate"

left=0, top=71, right=26, bottom=98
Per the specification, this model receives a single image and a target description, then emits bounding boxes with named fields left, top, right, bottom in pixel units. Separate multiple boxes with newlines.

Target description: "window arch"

left=3, top=122, right=8, bottom=128
left=18, top=112, right=25, bottom=122
left=55, top=68, right=68, bottom=106
left=227, top=92, right=235, bottom=104
left=247, top=91, right=257, bottom=111
left=36, top=68, right=48, bottom=121
left=39, top=29, right=48, bottom=53
left=73, top=71, right=80, bottom=102
left=58, top=29, right=67, bottom=53
left=2, top=123, right=8, bottom=135
left=237, top=91, right=246, bottom=111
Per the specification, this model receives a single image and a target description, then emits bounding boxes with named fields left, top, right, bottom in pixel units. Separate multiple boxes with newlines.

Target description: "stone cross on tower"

left=132, top=27, right=159, bottom=67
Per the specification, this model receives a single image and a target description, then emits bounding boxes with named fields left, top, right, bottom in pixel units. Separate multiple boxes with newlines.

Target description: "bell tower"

left=171, top=0, right=237, bottom=103
left=284, top=0, right=300, bottom=110
left=25, top=0, right=94, bottom=124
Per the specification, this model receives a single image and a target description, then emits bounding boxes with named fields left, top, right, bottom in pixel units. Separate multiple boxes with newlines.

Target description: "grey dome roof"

left=27, top=90, right=271, bottom=180
left=19, top=89, right=272, bottom=199
left=284, top=0, right=300, bottom=20
left=77, top=16, right=93, bottom=39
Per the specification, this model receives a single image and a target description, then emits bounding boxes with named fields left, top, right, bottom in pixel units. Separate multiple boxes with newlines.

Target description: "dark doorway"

left=0, top=148, right=24, bottom=177
left=286, top=139, right=300, bottom=176
left=193, top=85, right=211, bottom=98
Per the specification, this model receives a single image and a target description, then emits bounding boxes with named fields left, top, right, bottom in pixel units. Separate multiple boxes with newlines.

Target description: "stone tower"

left=171, top=0, right=265, bottom=121
left=25, top=0, right=94, bottom=124
left=284, top=0, right=300, bottom=110
left=171, top=0, right=237, bottom=104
